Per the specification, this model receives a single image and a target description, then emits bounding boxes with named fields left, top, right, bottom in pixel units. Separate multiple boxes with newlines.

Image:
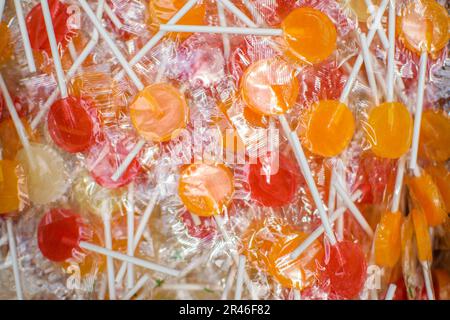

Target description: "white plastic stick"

left=159, top=24, right=282, bottom=36
left=334, top=177, right=374, bottom=237
left=391, top=156, right=405, bottom=212
left=122, top=274, right=150, bottom=300
left=409, top=52, right=428, bottom=172
left=242, top=0, right=265, bottom=26
left=216, top=0, right=230, bottom=60
left=79, top=242, right=180, bottom=276
left=360, top=32, right=379, bottom=105
left=14, top=0, right=36, bottom=73
left=78, top=0, right=144, bottom=90
left=386, top=0, right=396, bottom=102
left=40, top=0, right=68, bottom=98
left=111, top=139, right=146, bottom=181
left=327, top=170, right=336, bottom=216
left=68, top=42, right=79, bottom=62
left=365, top=0, right=389, bottom=49
left=104, top=3, right=123, bottom=29
left=385, top=283, right=397, bottom=300
left=234, top=255, right=246, bottom=300
left=421, top=261, right=435, bottom=300
left=290, top=191, right=361, bottom=259
left=127, top=183, right=135, bottom=289
left=339, top=0, right=389, bottom=103
left=116, top=191, right=159, bottom=283
left=279, top=117, right=337, bottom=245
left=221, top=266, right=237, bottom=300
left=30, top=0, right=105, bottom=129
left=113, top=0, right=199, bottom=82
left=6, top=219, right=23, bottom=300
left=102, top=205, right=116, bottom=300
left=0, top=73, right=33, bottom=166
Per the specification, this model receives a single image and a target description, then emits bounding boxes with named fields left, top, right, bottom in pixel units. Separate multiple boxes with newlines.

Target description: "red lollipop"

left=181, top=211, right=216, bottom=240
left=323, top=240, right=367, bottom=299
left=248, top=153, right=300, bottom=207
left=26, top=0, right=75, bottom=53
left=47, top=96, right=101, bottom=153
left=38, top=208, right=90, bottom=262
left=86, top=135, right=141, bottom=189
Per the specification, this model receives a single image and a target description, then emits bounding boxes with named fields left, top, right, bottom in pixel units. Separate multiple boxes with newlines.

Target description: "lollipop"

left=37, top=208, right=180, bottom=275
left=418, top=110, right=450, bottom=163
left=411, top=208, right=435, bottom=300
left=16, top=143, right=68, bottom=205
left=365, top=0, right=412, bottom=159
left=426, top=164, right=450, bottom=212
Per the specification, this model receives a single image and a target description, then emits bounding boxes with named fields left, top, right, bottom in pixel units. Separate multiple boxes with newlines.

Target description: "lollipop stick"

left=78, top=0, right=144, bottom=90
left=102, top=203, right=116, bottom=300
left=30, top=0, right=105, bottom=130
left=359, top=32, right=379, bottom=105
left=0, top=73, right=33, bottom=166
left=104, top=3, right=123, bottom=29
left=6, top=218, right=23, bottom=300
left=421, top=261, right=435, bottom=300
left=339, top=0, right=389, bottom=103
left=40, top=0, right=68, bottom=98
left=221, top=266, right=237, bottom=300
left=279, top=116, right=337, bottom=245
left=327, top=170, right=336, bottom=216
left=290, top=191, right=362, bottom=259
left=14, top=0, right=36, bottom=73
left=79, top=242, right=180, bottom=276
left=384, top=283, right=397, bottom=300
left=111, top=139, right=146, bottom=181
left=409, top=52, right=428, bottom=172
left=333, top=177, right=374, bottom=237
left=242, top=0, right=265, bottom=26
left=122, top=274, right=150, bottom=300
left=391, top=156, right=405, bottom=212
left=386, top=0, right=396, bottom=102
left=113, top=0, right=199, bottom=82
left=216, top=0, right=230, bottom=59
left=116, top=191, right=158, bottom=284
left=127, top=183, right=135, bottom=289
left=365, top=0, right=389, bottom=49
left=234, top=255, right=246, bottom=300
left=159, top=24, right=282, bottom=36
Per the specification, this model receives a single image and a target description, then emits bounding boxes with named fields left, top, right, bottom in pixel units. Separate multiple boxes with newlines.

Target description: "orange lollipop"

left=178, top=163, right=235, bottom=217
left=411, top=208, right=432, bottom=262
left=281, top=7, right=337, bottom=65
left=130, top=83, right=188, bottom=143
left=0, top=160, right=24, bottom=214
left=418, top=110, right=450, bottom=162
left=241, top=57, right=299, bottom=116
left=299, top=100, right=355, bottom=157
left=366, top=102, right=413, bottom=159
left=397, top=0, right=449, bottom=58
left=374, top=210, right=403, bottom=267
left=267, top=231, right=324, bottom=290
left=408, top=170, right=447, bottom=227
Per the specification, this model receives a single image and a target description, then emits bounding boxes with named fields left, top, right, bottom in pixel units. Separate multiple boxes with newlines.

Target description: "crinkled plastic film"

left=0, top=0, right=448, bottom=301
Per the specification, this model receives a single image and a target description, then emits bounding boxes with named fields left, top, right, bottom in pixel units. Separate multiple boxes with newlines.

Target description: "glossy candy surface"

left=281, top=7, right=337, bottom=64
left=418, top=110, right=450, bottom=162
left=178, top=163, right=234, bottom=217
left=130, top=84, right=188, bottom=142
left=411, top=208, right=432, bottom=262
left=0, top=160, right=22, bottom=213
left=366, top=102, right=413, bottom=159
left=241, top=58, right=299, bottom=116
left=300, top=100, right=355, bottom=157
left=0, top=22, right=13, bottom=65
left=374, top=211, right=403, bottom=267
left=47, top=96, right=101, bottom=153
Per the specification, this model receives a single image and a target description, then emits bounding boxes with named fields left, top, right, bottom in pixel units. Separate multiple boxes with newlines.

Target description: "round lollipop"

left=16, top=143, right=68, bottom=205
left=37, top=208, right=180, bottom=275
left=26, top=0, right=74, bottom=54
left=178, top=163, right=235, bottom=217
left=248, top=153, right=300, bottom=207
left=323, top=240, right=368, bottom=299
